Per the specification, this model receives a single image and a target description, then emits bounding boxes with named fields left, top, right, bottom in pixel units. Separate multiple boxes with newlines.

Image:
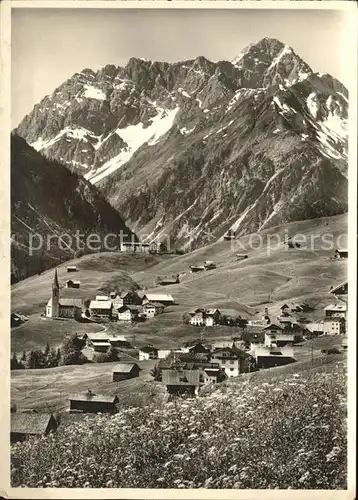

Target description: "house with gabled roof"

left=139, top=346, right=158, bottom=361
left=330, top=280, right=348, bottom=296
left=89, top=300, right=112, bottom=320
left=142, top=293, right=174, bottom=306
left=112, top=363, right=141, bottom=381
left=11, top=413, right=58, bottom=443
left=69, top=390, right=119, bottom=413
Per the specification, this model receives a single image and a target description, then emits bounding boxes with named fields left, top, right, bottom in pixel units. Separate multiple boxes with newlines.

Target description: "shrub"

left=11, top=361, right=347, bottom=489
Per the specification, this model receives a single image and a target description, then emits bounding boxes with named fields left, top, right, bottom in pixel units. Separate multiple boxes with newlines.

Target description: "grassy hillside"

left=11, top=252, right=172, bottom=315
left=11, top=359, right=160, bottom=414
left=11, top=214, right=347, bottom=353
left=11, top=357, right=347, bottom=489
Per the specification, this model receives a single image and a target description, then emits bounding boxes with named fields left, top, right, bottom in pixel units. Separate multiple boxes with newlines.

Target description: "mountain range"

left=15, top=37, right=348, bottom=251
left=11, top=134, right=136, bottom=283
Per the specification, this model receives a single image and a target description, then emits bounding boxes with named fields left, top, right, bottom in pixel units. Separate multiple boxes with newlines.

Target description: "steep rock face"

left=16, top=38, right=348, bottom=250
left=11, top=134, right=136, bottom=282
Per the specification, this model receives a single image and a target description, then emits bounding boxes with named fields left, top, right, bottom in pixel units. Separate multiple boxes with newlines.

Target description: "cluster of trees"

left=11, top=343, right=62, bottom=370
left=93, top=345, right=120, bottom=363
left=11, top=334, right=88, bottom=370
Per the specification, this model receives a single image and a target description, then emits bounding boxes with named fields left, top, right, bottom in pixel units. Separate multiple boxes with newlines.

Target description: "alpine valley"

left=15, top=37, right=348, bottom=251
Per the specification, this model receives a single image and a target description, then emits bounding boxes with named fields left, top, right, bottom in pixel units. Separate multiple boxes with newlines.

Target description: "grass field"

left=11, top=357, right=347, bottom=489
left=11, top=359, right=160, bottom=414
left=11, top=214, right=347, bottom=354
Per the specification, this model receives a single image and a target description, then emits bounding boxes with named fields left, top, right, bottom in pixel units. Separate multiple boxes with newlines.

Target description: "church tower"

left=51, top=268, right=60, bottom=318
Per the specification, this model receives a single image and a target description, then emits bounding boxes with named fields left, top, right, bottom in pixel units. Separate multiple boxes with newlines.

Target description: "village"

left=10, top=246, right=348, bottom=443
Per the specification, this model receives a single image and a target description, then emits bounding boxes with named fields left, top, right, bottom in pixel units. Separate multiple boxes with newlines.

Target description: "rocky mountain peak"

left=15, top=38, right=348, bottom=250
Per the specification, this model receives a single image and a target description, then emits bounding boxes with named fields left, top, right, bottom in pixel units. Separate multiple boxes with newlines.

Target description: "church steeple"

left=51, top=268, right=60, bottom=318
left=53, top=268, right=59, bottom=290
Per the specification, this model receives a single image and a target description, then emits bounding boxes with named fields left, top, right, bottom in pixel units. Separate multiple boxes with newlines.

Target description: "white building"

left=324, top=304, right=347, bottom=319
left=323, top=317, right=345, bottom=335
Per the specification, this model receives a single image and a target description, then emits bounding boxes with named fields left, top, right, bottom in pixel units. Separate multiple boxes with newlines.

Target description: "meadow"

left=11, top=358, right=347, bottom=489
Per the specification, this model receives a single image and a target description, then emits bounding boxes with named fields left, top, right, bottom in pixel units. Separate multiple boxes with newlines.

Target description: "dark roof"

left=70, top=393, right=118, bottom=403
left=139, top=346, right=158, bottom=353
left=264, top=323, right=283, bottom=331
left=112, top=363, right=140, bottom=373
left=11, top=413, right=54, bottom=435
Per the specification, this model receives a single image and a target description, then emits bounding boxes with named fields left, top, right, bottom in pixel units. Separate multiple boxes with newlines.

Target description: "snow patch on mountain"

left=83, top=84, right=106, bottom=101
left=86, top=107, right=179, bottom=184
left=307, top=92, right=319, bottom=118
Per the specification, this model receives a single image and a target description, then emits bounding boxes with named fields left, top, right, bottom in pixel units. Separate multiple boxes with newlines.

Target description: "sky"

left=11, top=8, right=350, bottom=128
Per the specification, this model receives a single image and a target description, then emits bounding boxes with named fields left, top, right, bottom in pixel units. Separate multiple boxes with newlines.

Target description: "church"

left=46, top=269, right=83, bottom=319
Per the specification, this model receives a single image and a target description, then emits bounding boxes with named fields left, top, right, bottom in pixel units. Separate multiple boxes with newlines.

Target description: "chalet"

left=46, top=270, right=83, bottom=318
left=189, top=265, right=206, bottom=273
left=139, top=346, right=158, bottom=361
left=89, top=300, right=112, bottom=320
left=186, top=342, right=210, bottom=357
left=158, top=349, right=174, bottom=359
left=69, top=390, right=119, bottom=414
left=204, top=261, right=217, bottom=270
left=142, top=302, right=157, bottom=318
left=120, top=241, right=150, bottom=253
left=95, top=295, right=109, bottom=301
left=189, top=308, right=220, bottom=327
left=66, top=265, right=77, bottom=272
left=11, top=312, right=28, bottom=328
left=211, top=346, right=252, bottom=377
left=264, top=323, right=297, bottom=347
left=92, top=342, right=111, bottom=353
left=65, top=280, right=80, bottom=289
left=108, top=335, right=132, bottom=348
left=112, top=363, right=141, bottom=382
left=330, top=280, right=348, bottom=296
left=83, top=332, right=111, bottom=345
left=323, top=317, right=345, bottom=335
left=305, top=321, right=325, bottom=335
left=113, top=291, right=142, bottom=308
left=202, top=367, right=225, bottom=384
left=162, top=369, right=201, bottom=397
left=264, top=330, right=295, bottom=348
left=117, top=305, right=141, bottom=321
left=236, top=254, right=248, bottom=260
left=334, top=248, right=348, bottom=259
left=280, top=304, right=290, bottom=312
left=142, top=293, right=174, bottom=306
left=157, top=275, right=180, bottom=286
left=252, top=346, right=296, bottom=369
left=324, top=304, right=347, bottom=319
left=11, top=413, right=58, bottom=443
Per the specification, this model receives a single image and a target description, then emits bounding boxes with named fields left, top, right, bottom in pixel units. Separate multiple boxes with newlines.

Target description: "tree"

left=105, top=345, right=120, bottom=362
left=182, top=312, right=191, bottom=325
left=44, top=342, right=50, bottom=357
left=46, top=347, right=59, bottom=368
left=11, top=352, right=19, bottom=370
left=60, top=334, right=87, bottom=366
left=26, top=349, right=45, bottom=369
left=150, top=364, right=162, bottom=381
left=56, top=347, right=62, bottom=363
left=21, top=350, right=27, bottom=363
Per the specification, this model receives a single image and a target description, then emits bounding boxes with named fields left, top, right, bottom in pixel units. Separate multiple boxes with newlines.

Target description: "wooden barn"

left=11, top=413, right=58, bottom=443
left=66, top=265, right=77, bottom=272
left=69, top=390, right=118, bottom=413
left=65, top=279, right=80, bottom=289
left=162, top=369, right=201, bottom=397
left=112, top=363, right=141, bottom=382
